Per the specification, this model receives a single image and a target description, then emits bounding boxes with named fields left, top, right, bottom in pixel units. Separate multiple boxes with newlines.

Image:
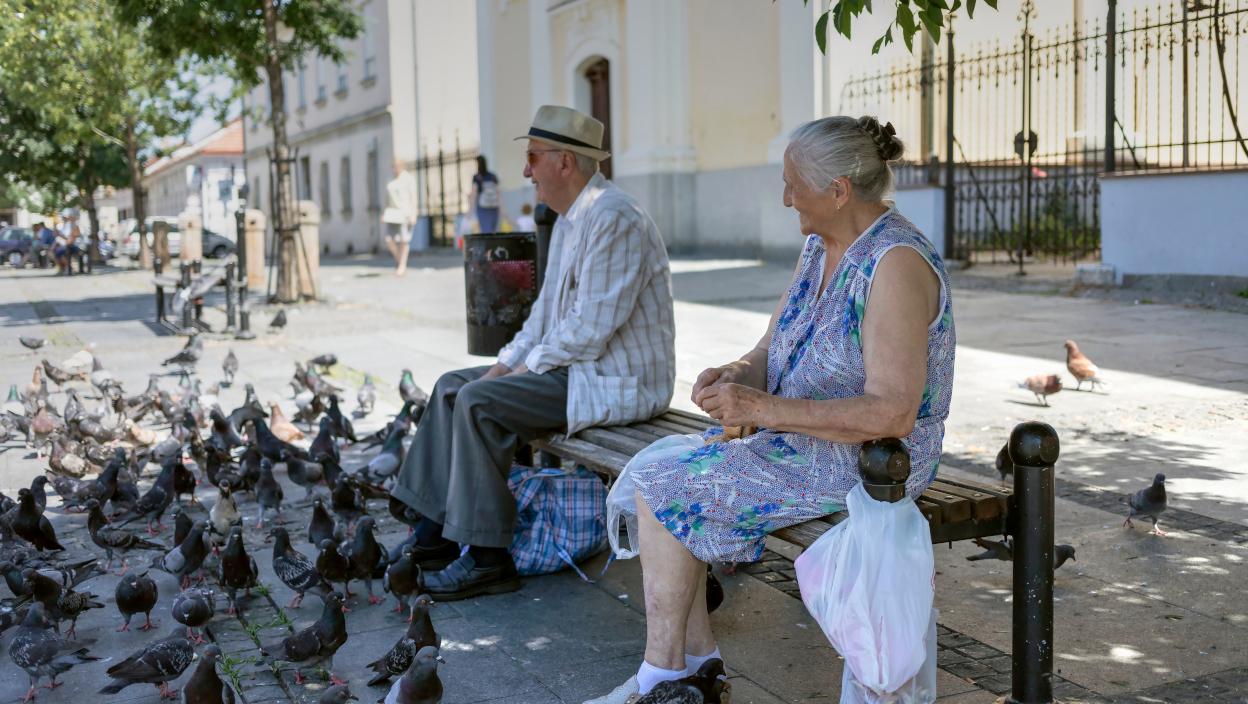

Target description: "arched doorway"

left=581, top=58, right=612, bottom=178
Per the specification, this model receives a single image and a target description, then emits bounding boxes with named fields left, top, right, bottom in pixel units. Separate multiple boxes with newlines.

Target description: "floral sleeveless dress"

left=632, top=209, right=956, bottom=563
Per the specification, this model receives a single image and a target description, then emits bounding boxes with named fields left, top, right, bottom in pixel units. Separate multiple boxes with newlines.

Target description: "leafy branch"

left=804, top=0, right=999, bottom=54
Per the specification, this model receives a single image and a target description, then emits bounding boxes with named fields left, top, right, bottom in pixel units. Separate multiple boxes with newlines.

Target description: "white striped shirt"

left=498, top=173, right=676, bottom=433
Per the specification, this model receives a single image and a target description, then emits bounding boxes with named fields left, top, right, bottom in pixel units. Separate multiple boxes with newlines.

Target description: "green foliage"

left=219, top=654, right=255, bottom=693
left=805, top=0, right=999, bottom=54
left=1236, top=289, right=1248, bottom=299
left=113, top=0, right=363, bottom=96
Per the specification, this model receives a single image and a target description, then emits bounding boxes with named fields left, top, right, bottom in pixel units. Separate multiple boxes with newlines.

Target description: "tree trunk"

left=81, top=187, right=100, bottom=264
left=126, top=119, right=150, bottom=269
left=263, top=0, right=300, bottom=302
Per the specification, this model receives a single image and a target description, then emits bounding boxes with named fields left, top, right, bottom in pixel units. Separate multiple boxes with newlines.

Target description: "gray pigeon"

left=965, top=537, right=1077, bottom=570
left=321, top=685, right=359, bottom=704
left=366, top=594, right=440, bottom=686
left=99, top=627, right=195, bottom=697
left=182, top=644, right=235, bottom=704
left=8, top=603, right=100, bottom=700
left=162, top=335, right=204, bottom=368
left=635, top=658, right=727, bottom=704
left=260, top=591, right=349, bottom=685
left=172, top=588, right=216, bottom=644
left=19, top=336, right=47, bottom=350
left=271, top=526, right=329, bottom=608
left=153, top=520, right=211, bottom=589
left=269, top=309, right=288, bottom=331
left=381, top=646, right=444, bottom=704
left=115, top=570, right=159, bottom=631
left=222, top=349, right=239, bottom=386
left=357, top=375, right=377, bottom=415
left=1124, top=473, right=1168, bottom=535
left=1054, top=544, right=1077, bottom=570
left=218, top=526, right=259, bottom=615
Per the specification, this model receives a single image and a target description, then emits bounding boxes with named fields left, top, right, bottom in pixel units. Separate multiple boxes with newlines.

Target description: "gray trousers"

left=392, top=365, right=569, bottom=548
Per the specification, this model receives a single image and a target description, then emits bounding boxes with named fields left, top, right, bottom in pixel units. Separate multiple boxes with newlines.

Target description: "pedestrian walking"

left=382, top=160, right=420, bottom=276
left=470, top=155, right=501, bottom=234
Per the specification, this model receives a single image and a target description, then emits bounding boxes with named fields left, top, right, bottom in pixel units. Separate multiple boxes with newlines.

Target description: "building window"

left=336, top=60, right=348, bottom=95
left=319, top=161, right=331, bottom=217
left=252, top=177, right=262, bottom=209
left=297, top=63, right=307, bottom=109
left=298, top=156, right=311, bottom=200
left=315, top=58, right=327, bottom=103
left=340, top=155, right=352, bottom=216
left=366, top=141, right=380, bottom=212
left=362, top=15, right=377, bottom=81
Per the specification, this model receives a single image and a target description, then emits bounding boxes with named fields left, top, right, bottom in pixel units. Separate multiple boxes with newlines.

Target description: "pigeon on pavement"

left=366, top=594, right=440, bottom=686
left=172, top=588, right=216, bottom=644
left=995, top=443, right=1013, bottom=484
left=1064, top=340, right=1106, bottom=391
left=965, top=537, right=1078, bottom=570
left=19, top=336, right=47, bottom=350
left=222, top=349, right=239, bottom=386
left=9, top=603, right=100, bottom=701
left=181, top=644, right=236, bottom=704
left=383, top=546, right=423, bottom=616
left=357, top=375, right=377, bottom=415
left=381, top=646, right=444, bottom=704
left=321, top=685, right=360, bottom=704
left=86, top=499, right=164, bottom=573
left=269, top=309, right=288, bottom=332
left=1019, top=373, right=1062, bottom=406
left=271, top=526, right=329, bottom=608
left=255, top=459, right=285, bottom=530
left=309, top=498, right=341, bottom=547
left=115, top=570, right=159, bottom=632
left=345, top=515, right=388, bottom=605
left=635, top=658, right=728, bottom=704
left=309, top=353, right=338, bottom=370
left=152, top=520, right=211, bottom=589
left=1124, top=473, right=1168, bottom=536
left=99, top=627, right=195, bottom=698
left=4, top=488, right=65, bottom=551
left=218, top=526, right=259, bottom=615
left=316, top=539, right=353, bottom=601
left=260, top=591, right=349, bottom=685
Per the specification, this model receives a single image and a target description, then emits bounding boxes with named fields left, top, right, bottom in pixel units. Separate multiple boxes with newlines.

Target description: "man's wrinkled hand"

left=696, top=382, right=772, bottom=428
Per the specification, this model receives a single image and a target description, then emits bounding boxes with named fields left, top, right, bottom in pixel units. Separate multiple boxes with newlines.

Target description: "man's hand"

left=505, top=363, right=529, bottom=376
left=696, top=383, right=774, bottom=428
left=691, top=361, right=753, bottom=405
left=481, top=362, right=512, bottom=380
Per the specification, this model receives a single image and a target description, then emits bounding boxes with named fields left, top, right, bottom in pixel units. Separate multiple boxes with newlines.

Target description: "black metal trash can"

left=463, top=232, right=540, bottom=356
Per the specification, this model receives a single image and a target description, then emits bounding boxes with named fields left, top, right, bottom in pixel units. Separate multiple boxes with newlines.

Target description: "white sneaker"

left=583, top=675, right=640, bottom=704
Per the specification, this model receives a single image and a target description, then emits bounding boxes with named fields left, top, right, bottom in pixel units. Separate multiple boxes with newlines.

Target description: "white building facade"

left=242, top=0, right=480, bottom=255
left=144, top=119, right=247, bottom=236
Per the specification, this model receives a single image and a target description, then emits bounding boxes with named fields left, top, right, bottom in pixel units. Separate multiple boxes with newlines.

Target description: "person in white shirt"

left=515, top=203, right=537, bottom=232
left=382, top=160, right=420, bottom=276
left=392, top=105, right=676, bottom=601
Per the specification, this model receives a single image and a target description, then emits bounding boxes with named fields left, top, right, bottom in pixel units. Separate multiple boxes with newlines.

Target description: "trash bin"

left=412, top=216, right=432, bottom=252
left=463, top=232, right=539, bottom=356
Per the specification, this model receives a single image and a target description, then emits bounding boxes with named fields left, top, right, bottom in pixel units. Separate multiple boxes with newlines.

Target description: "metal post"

left=225, top=262, right=237, bottom=330
left=858, top=437, right=910, bottom=502
left=1006, top=421, right=1059, bottom=704
left=235, top=208, right=248, bottom=279
left=533, top=204, right=557, bottom=290
left=179, top=262, right=193, bottom=331
left=154, top=257, right=165, bottom=323
left=437, top=137, right=446, bottom=245
left=944, top=19, right=956, bottom=261
left=1019, top=27, right=1033, bottom=277
left=1181, top=1, right=1190, bottom=167
left=1104, top=0, right=1117, bottom=172
left=236, top=279, right=256, bottom=340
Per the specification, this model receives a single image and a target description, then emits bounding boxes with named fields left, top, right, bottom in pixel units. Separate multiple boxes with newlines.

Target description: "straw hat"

left=515, top=105, right=610, bottom=162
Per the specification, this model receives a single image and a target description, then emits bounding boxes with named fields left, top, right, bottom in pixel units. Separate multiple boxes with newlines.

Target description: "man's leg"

left=421, top=368, right=569, bottom=599
left=391, top=365, right=492, bottom=523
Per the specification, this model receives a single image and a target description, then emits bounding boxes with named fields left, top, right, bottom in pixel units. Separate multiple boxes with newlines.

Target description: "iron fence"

left=838, top=0, right=1248, bottom=267
left=415, top=135, right=479, bottom=248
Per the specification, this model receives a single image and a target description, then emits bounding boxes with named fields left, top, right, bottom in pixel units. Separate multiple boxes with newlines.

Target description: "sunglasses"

left=525, top=148, right=562, bottom=166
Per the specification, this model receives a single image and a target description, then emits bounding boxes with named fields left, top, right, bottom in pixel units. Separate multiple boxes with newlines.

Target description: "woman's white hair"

left=787, top=115, right=905, bottom=202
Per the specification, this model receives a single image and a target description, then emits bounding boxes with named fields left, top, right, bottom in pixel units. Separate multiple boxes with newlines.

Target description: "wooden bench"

left=533, top=410, right=1064, bottom=702
left=532, top=407, right=1011, bottom=550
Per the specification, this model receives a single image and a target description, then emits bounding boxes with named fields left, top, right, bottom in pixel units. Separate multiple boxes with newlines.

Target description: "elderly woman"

left=586, top=116, right=955, bottom=703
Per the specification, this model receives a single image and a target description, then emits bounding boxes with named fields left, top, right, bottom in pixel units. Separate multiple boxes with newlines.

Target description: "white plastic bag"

left=606, top=432, right=704, bottom=559
left=841, top=609, right=938, bottom=704
left=794, top=482, right=936, bottom=702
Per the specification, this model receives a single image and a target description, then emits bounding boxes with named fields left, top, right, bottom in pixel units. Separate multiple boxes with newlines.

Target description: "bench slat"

left=772, top=520, right=835, bottom=546
left=655, top=412, right=713, bottom=433
left=611, top=425, right=669, bottom=445
left=918, top=488, right=973, bottom=523
left=645, top=417, right=707, bottom=436
left=930, top=480, right=1002, bottom=521
left=663, top=408, right=715, bottom=426
left=533, top=437, right=633, bottom=475
left=629, top=421, right=689, bottom=441
left=577, top=427, right=653, bottom=457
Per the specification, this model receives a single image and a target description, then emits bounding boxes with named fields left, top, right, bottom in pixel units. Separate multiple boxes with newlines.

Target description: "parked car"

left=0, top=227, right=35, bottom=265
left=119, top=217, right=236, bottom=259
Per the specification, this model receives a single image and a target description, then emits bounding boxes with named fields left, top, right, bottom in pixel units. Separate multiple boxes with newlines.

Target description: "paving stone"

left=942, top=660, right=996, bottom=681
left=955, top=643, right=1003, bottom=660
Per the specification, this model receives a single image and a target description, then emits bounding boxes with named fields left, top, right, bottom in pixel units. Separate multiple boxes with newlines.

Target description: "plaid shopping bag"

left=507, top=464, right=609, bottom=580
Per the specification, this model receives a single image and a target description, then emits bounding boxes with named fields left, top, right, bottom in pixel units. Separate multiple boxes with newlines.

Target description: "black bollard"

left=235, top=280, right=256, bottom=340
left=179, top=262, right=193, bottom=331
left=859, top=437, right=910, bottom=502
left=154, top=257, right=166, bottom=323
left=1007, top=421, right=1059, bottom=704
left=225, top=262, right=237, bottom=330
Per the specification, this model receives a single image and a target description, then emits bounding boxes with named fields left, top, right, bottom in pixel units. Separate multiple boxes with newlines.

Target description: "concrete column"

left=767, top=0, right=822, bottom=162
left=529, top=0, right=553, bottom=113
left=243, top=209, right=267, bottom=289
left=296, top=200, right=320, bottom=300
left=152, top=220, right=172, bottom=265
left=178, top=211, right=203, bottom=264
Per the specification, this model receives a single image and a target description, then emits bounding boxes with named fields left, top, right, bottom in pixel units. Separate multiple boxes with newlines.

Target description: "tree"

left=115, top=0, right=363, bottom=302
left=0, top=0, right=195, bottom=259
left=808, top=0, right=999, bottom=54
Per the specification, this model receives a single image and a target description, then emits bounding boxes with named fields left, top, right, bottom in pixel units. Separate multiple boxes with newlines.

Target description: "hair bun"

left=857, top=116, right=904, bottom=162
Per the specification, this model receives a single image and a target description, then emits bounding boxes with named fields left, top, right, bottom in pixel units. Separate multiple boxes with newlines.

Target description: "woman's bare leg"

left=637, top=490, right=704, bottom=670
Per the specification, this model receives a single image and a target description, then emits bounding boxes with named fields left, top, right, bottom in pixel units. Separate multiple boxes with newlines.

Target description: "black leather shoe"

left=420, top=552, right=520, bottom=601
left=389, top=535, right=461, bottom=570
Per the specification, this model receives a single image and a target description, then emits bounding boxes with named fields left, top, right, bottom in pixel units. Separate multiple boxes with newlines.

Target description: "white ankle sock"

left=685, top=647, right=722, bottom=673
left=636, top=661, right=687, bottom=695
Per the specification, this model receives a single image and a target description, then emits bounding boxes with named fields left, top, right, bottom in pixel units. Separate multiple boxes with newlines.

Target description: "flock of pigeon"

left=965, top=338, right=1171, bottom=571
left=0, top=333, right=490, bottom=704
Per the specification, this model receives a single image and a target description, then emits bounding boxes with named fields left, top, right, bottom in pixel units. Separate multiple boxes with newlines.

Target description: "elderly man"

left=392, top=105, right=676, bottom=601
